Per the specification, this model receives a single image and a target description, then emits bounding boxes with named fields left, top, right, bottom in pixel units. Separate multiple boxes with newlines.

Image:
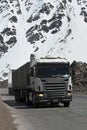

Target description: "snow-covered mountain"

left=0, top=0, right=87, bottom=80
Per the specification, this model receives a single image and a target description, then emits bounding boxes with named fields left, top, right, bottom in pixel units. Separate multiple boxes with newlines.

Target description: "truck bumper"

left=35, top=92, right=72, bottom=104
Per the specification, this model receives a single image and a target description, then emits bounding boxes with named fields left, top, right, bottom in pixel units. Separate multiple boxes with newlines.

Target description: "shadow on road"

left=3, top=99, right=30, bottom=109
left=0, top=88, right=65, bottom=109
left=2, top=94, right=64, bottom=109
left=4, top=100, right=64, bottom=110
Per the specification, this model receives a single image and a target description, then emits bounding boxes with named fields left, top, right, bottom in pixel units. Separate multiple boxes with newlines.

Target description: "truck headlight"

left=67, top=92, right=72, bottom=96
left=38, top=94, right=44, bottom=97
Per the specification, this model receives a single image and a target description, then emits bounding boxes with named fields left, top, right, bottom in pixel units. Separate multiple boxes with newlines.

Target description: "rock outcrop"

left=71, top=61, right=87, bottom=93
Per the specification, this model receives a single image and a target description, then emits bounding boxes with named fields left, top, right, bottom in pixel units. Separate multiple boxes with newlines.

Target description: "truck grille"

left=45, top=82, right=66, bottom=98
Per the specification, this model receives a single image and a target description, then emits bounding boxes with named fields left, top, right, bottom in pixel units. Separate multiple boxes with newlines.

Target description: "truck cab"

left=30, top=54, right=72, bottom=107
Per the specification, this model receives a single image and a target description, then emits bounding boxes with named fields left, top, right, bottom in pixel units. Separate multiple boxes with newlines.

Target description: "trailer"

left=12, top=62, right=30, bottom=103
left=8, top=54, right=72, bottom=107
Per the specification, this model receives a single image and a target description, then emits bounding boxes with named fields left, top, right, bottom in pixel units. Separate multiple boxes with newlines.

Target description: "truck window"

left=36, top=63, right=70, bottom=77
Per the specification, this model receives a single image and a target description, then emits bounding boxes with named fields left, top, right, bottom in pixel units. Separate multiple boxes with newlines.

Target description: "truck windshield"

left=36, top=63, right=70, bottom=77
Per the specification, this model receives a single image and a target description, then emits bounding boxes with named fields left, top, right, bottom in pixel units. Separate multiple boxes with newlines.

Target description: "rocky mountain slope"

left=0, top=0, right=87, bottom=82
left=71, top=61, right=87, bottom=93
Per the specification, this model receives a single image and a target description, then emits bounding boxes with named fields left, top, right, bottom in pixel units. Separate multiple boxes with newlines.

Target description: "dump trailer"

left=12, top=62, right=30, bottom=102
left=10, top=54, right=72, bottom=107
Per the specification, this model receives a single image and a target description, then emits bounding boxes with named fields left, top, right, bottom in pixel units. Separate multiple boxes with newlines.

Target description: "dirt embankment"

left=0, top=96, right=17, bottom=130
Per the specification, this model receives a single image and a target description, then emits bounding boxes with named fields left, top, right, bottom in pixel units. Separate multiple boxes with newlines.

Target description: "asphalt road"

left=0, top=88, right=87, bottom=130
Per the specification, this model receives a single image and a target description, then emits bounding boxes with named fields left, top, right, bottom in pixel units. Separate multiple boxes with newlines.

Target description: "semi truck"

left=8, top=54, right=72, bottom=107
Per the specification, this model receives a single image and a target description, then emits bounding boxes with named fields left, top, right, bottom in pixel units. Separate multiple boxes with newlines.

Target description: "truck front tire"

left=32, top=92, right=39, bottom=108
left=64, top=101, right=70, bottom=107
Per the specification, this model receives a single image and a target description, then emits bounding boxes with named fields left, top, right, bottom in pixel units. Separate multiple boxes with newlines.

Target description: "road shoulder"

left=0, top=96, right=17, bottom=130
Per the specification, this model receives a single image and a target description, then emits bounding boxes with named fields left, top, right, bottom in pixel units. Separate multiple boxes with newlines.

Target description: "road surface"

left=0, top=88, right=87, bottom=130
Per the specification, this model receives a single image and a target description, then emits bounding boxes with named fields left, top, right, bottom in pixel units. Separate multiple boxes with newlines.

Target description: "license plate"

left=53, top=99, right=58, bottom=103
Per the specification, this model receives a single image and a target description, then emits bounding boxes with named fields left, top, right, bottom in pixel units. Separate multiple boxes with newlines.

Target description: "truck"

left=8, top=54, right=72, bottom=107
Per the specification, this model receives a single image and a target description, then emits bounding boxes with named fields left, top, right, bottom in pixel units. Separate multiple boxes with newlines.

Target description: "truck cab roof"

left=30, top=54, right=69, bottom=65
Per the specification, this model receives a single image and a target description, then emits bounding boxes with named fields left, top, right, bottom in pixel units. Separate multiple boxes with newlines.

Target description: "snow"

left=0, top=0, right=87, bottom=80
left=35, top=56, right=69, bottom=63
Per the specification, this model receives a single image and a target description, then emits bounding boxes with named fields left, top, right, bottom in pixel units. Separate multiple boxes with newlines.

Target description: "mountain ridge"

left=0, top=0, right=87, bottom=80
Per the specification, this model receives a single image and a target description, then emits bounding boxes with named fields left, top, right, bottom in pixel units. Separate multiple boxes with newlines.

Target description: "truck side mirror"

left=31, top=68, right=34, bottom=76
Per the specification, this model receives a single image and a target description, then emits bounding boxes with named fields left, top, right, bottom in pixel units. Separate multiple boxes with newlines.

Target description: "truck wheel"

left=32, top=98, right=37, bottom=108
left=25, top=95, right=29, bottom=105
left=15, top=90, right=21, bottom=102
left=15, top=91, right=19, bottom=102
left=64, top=102, right=70, bottom=107
left=32, top=92, right=38, bottom=108
left=15, top=94, right=18, bottom=102
left=25, top=92, right=31, bottom=105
